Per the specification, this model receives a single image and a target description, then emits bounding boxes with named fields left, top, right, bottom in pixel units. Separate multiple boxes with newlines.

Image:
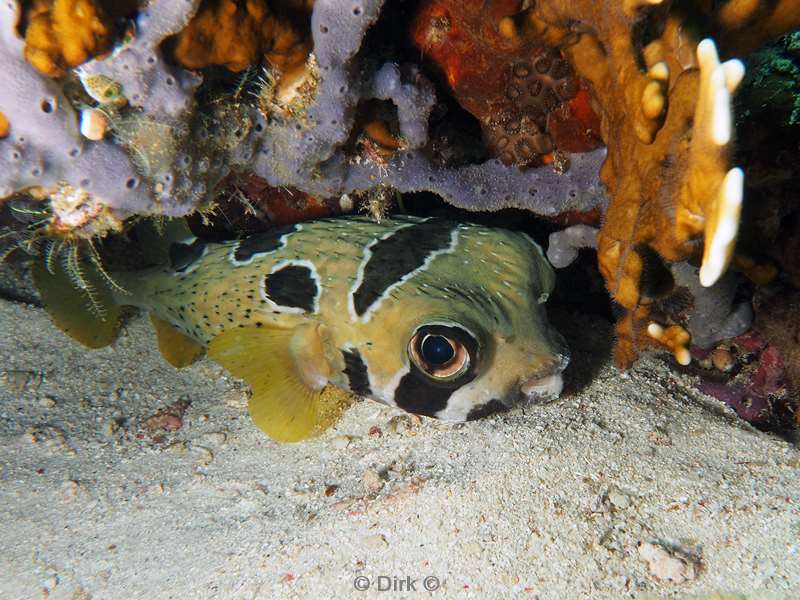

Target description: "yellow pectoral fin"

left=207, top=324, right=352, bottom=443
left=32, top=259, right=122, bottom=349
left=150, top=315, right=205, bottom=368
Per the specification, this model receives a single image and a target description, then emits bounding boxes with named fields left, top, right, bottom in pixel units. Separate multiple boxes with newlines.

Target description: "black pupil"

left=421, top=335, right=454, bottom=366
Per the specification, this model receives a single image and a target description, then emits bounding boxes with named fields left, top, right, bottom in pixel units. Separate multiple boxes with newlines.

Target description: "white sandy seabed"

left=0, top=295, right=798, bottom=600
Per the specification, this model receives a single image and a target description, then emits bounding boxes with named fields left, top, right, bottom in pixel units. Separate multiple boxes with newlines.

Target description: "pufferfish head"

left=350, top=221, right=569, bottom=422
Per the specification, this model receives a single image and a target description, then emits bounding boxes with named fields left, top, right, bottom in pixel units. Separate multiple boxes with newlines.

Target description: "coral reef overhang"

left=1, top=0, right=800, bottom=428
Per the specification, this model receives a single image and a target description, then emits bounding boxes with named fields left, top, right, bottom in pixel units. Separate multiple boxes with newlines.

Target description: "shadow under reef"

left=549, top=305, right=613, bottom=398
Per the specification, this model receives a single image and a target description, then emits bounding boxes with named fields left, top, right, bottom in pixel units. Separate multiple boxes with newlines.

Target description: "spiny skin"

left=113, top=216, right=569, bottom=421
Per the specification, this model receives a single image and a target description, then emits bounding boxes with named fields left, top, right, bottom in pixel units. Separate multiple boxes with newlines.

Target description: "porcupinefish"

left=34, top=216, right=569, bottom=442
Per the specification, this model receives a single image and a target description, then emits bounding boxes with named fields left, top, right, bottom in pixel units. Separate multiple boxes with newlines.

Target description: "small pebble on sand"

left=331, top=435, right=352, bottom=450
left=363, top=469, right=384, bottom=492
left=637, top=541, right=698, bottom=583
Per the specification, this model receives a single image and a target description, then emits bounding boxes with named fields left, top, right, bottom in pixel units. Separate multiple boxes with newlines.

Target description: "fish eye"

left=408, top=326, right=471, bottom=379
left=421, top=334, right=454, bottom=365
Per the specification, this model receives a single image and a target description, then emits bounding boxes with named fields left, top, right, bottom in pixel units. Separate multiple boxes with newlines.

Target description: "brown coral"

left=715, top=0, right=800, bottom=54
left=411, top=0, right=602, bottom=169
left=519, top=0, right=800, bottom=366
left=171, top=0, right=311, bottom=73
left=22, top=0, right=116, bottom=77
left=410, top=0, right=761, bottom=364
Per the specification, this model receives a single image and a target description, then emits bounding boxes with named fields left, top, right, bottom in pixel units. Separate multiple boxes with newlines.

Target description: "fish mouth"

left=519, top=350, right=570, bottom=404
left=520, top=373, right=564, bottom=402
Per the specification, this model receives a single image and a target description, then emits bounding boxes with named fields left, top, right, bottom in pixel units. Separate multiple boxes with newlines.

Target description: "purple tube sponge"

left=79, top=0, right=202, bottom=122
left=252, top=0, right=386, bottom=184
left=0, top=1, right=150, bottom=224
left=670, top=262, right=753, bottom=349
left=368, top=63, right=437, bottom=149
left=547, top=225, right=599, bottom=268
left=331, top=147, right=607, bottom=215
left=0, top=0, right=607, bottom=226
left=250, top=0, right=607, bottom=216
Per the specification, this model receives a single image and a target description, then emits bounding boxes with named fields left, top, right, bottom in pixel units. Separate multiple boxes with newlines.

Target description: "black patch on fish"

left=353, top=219, right=457, bottom=316
left=395, top=324, right=479, bottom=418
left=341, top=348, right=372, bottom=396
left=233, top=224, right=298, bottom=263
left=466, top=399, right=509, bottom=421
left=170, top=239, right=206, bottom=273
left=263, top=264, right=317, bottom=312
left=393, top=372, right=452, bottom=417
